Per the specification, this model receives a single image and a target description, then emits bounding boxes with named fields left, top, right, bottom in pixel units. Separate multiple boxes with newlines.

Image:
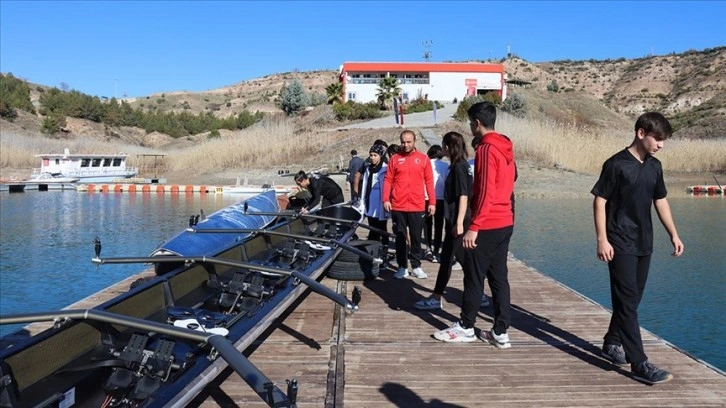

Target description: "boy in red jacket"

left=434, top=102, right=516, bottom=346
left=383, top=130, right=436, bottom=279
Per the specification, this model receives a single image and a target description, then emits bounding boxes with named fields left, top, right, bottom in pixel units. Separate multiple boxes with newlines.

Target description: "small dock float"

left=686, top=185, right=724, bottom=196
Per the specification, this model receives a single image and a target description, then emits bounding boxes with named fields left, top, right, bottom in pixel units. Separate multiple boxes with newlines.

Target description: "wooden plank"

left=22, top=234, right=725, bottom=407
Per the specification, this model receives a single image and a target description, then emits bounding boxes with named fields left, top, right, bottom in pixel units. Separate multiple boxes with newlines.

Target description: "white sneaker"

left=414, top=296, right=442, bottom=310
left=394, top=267, right=409, bottom=279
left=451, top=261, right=462, bottom=271
left=480, top=329, right=511, bottom=349
left=410, top=267, right=428, bottom=279
left=433, top=321, right=476, bottom=343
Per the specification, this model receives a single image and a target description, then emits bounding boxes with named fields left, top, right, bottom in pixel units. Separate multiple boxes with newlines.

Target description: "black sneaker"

left=601, top=343, right=627, bottom=365
left=631, top=361, right=674, bottom=384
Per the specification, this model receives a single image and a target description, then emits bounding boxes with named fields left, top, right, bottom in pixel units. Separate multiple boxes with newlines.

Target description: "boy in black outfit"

left=591, top=111, right=684, bottom=385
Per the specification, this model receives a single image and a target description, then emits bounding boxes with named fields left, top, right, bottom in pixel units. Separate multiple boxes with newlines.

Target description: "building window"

left=347, top=92, right=357, bottom=101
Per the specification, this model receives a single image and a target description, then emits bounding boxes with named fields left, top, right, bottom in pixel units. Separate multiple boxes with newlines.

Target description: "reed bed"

left=1, top=113, right=724, bottom=179
left=166, top=116, right=340, bottom=173
left=496, top=113, right=726, bottom=174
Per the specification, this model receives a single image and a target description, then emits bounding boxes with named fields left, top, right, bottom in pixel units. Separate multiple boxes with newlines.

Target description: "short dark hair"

left=467, top=101, right=497, bottom=130
left=294, top=170, right=308, bottom=183
left=387, top=144, right=401, bottom=157
left=351, top=150, right=357, bottom=155
left=399, top=129, right=416, bottom=141
left=426, top=144, right=444, bottom=159
left=635, top=112, right=672, bottom=140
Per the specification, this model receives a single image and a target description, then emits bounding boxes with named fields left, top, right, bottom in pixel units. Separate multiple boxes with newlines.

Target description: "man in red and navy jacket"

left=383, top=130, right=435, bottom=280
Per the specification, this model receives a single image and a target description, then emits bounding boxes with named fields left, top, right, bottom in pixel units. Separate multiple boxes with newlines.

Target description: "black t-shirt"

left=308, top=175, right=344, bottom=209
left=591, top=149, right=667, bottom=255
left=443, top=160, right=473, bottom=229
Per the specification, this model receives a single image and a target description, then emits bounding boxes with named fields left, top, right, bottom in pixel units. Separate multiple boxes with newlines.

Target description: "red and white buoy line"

left=685, top=185, right=724, bottom=196
left=76, top=184, right=219, bottom=194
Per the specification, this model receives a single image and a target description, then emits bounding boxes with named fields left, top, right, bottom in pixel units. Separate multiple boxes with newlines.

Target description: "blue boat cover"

left=151, top=190, right=280, bottom=257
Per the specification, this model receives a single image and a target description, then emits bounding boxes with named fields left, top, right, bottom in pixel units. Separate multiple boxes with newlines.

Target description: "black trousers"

left=424, top=199, right=445, bottom=254
left=432, top=223, right=462, bottom=296
left=604, top=254, right=651, bottom=364
left=457, top=226, right=513, bottom=333
left=367, top=216, right=389, bottom=247
left=391, top=211, right=426, bottom=269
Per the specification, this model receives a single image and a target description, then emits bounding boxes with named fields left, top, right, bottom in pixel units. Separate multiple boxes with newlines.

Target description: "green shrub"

left=41, top=114, right=66, bottom=135
left=208, top=128, right=221, bottom=139
left=454, top=95, right=484, bottom=121
left=277, top=79, right=309, bottom=115
left=501, top=93, right=527, bottom=118
left=546, top=80, right=560, bottom=92
left=403, top=97, right=443, bottom=114
left=332, top=101, right=382, bottom=121
left=0, top=100, right=18, bottom=120
left=0, top=73, right=36, bottom=114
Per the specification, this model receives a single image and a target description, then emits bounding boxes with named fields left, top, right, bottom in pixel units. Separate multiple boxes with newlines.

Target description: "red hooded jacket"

left=469, top=131, right=515, bottom=231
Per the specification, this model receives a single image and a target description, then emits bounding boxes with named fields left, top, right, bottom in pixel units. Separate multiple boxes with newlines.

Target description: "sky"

left=1, top=1, right=724, bottom=98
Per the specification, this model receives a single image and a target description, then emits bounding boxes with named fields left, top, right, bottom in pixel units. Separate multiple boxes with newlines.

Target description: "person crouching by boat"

left=294, top=171, right=344, bottom=213
left=358, top=144, right=390, bottom=247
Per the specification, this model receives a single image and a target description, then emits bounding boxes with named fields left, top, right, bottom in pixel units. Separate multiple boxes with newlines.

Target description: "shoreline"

left=1, top=164, right=719, bottom=199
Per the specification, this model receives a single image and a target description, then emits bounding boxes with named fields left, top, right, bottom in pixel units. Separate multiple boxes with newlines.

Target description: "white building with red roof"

left=339, top=61, right=507, bottom=103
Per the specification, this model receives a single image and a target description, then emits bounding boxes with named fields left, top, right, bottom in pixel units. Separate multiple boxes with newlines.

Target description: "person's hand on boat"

left=300, top=207, right=309, bottom=214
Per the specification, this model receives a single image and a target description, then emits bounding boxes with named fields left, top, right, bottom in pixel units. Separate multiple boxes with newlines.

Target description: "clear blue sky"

left=1, top=1, right=724, bottom=98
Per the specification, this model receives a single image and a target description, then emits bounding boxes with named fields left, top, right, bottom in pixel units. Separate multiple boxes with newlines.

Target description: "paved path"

left=333, top=103, right=460, bottom=131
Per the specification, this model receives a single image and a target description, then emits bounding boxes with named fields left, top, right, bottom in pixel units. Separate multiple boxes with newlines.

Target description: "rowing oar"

left=0, top=309, right=295, bottom=408
left=242, top=202, right=394, bottom=238
left=92, top=255, right=359, bottom=313
left=193, top=228, right=384, bottom=266
left=714, top=174, right=723, bottom=191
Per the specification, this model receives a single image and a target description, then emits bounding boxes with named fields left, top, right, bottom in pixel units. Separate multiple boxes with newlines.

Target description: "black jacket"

left=307, top=175, right=344, bottom=209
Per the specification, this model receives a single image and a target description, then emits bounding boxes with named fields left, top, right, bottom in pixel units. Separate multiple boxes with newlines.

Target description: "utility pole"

left=422, top=40, right=433, bottom=62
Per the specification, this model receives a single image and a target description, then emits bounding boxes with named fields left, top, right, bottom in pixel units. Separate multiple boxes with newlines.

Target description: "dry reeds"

left=496, top=113, right=726, bottom=174
left=2, top=112, right=724, bottom=178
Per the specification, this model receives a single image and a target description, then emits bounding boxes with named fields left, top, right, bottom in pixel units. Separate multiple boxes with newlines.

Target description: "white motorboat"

left=30, top=148, right=138, bottom=183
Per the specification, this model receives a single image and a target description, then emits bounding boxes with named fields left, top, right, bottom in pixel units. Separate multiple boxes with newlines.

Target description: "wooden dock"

left=187, top=255, right=726, bottom=407
left=30, top=252, right=726, bottom=407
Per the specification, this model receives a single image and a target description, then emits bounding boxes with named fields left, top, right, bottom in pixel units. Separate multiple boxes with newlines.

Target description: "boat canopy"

left=151, top=190, right=280, bottom=258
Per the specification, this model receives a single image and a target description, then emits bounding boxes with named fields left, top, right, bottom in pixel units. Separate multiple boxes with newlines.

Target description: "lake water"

left=0, top=191, right=723, bottom=371
left=510, top=197, right=725, bottom=372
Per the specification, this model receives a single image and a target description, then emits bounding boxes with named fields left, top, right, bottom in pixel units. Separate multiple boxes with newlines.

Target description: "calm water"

left=510, top=197, right=725, bottom=371
left=0, top=191, right=243, bottom=335
left=0, top=192, right=723, bottom=371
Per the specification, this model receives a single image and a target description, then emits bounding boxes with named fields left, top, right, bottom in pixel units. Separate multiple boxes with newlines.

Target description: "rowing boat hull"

left=0, top=191, right=363, bottom=407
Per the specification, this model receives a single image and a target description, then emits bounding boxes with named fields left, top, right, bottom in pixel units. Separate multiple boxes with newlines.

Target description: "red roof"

left=341, top=62, right=504, bottom=74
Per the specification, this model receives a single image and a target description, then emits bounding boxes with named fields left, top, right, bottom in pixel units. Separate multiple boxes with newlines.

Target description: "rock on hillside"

left=504, top=47, right=726, bottom=138
left=124, top=70, right=339, bottom=118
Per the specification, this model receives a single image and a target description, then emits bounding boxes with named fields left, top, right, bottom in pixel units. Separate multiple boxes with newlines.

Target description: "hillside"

left=2, top=47, right=725, bottom=186
left=502, top=46, right=726, bottom=138
left=5, top=47, right=725, bottom=143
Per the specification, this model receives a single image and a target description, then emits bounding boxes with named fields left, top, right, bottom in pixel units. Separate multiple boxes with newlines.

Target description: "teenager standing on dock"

left=433, top=102, right=516, bottom=346
left=592, top=111, right=684, bottom=385
left=414, top=132, right=472, bottom=310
